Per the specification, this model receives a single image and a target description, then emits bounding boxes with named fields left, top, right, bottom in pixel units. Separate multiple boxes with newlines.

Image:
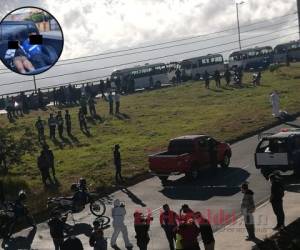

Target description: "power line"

left=1, top=32, right=297, bottom=96
left=0, top=12, right=296, bottom=74
left=0, top=30, right=297, bottom=89
left=56, top=11, right=297, bottom=62
left=35, top=19, right=300, bottom=68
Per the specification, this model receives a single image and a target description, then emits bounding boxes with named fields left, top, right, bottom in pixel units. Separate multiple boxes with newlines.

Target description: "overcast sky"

left=0, top=0, right=298, bottom=94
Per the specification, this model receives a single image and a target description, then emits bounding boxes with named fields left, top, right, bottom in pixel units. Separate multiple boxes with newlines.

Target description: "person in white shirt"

left=270, top=91, right=280, bottom=118
left=111, top=199, right=133, bottom=249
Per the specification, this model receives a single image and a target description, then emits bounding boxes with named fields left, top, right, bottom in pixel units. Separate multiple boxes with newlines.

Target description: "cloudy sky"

left=0, top=0, right=298, bottom=94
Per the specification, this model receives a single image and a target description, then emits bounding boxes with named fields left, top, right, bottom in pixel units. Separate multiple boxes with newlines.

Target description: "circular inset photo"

left=0, top=7, right=64, bottom=75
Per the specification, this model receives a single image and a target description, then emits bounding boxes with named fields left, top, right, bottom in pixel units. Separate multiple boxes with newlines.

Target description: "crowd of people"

left=0, top=171, right=286, bottom=250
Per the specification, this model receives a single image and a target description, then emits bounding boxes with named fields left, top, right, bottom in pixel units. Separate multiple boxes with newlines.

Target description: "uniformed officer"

left=65, top=110, right=72, bottom=136
left=56, top=111, right=64, bottom=138
left=78, top=108, right=88, bottom=133
left=48, top=114, right=57, bottom=140
left=35, top=116, right=45, bottom=143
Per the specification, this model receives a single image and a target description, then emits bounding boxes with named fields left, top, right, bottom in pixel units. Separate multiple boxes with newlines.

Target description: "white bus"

left=273, top=40, right=300, bottom=63
left=228, top=46, right=273, bottom=70
left=111, top=63, right=169, bottom=90
left=180, top=54, right=225, bottom=80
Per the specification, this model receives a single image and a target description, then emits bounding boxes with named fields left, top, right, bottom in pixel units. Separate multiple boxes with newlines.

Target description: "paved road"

left=1, top=117, right=300, bottom=250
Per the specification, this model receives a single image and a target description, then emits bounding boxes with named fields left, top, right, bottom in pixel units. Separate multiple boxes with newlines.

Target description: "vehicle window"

left=259, top=139, right=287, bottom=153
left=169, top=140, right=194, bottom=154
left=0, top=24, right=28, bottom=41
left=258, top=140, right=270, bottom=153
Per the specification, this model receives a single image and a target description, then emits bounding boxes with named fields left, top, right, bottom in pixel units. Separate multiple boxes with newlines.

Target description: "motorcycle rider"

left=111, top=199, right=133, bottom=249
left=8, top=190, right=36, bottom=238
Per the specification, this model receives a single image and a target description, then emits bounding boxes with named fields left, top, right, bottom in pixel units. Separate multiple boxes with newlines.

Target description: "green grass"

left=1, top=63, right=300, bottom=213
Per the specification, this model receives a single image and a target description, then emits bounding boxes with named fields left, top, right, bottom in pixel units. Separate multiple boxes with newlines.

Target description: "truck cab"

left=255, top=129, right=300, bottom=179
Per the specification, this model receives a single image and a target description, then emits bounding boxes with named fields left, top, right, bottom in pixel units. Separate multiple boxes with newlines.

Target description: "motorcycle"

left=47, top=182, right=106, bottom=218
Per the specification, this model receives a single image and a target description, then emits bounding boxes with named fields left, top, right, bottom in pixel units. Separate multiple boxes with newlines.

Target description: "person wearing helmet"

left=89, top=220, right=108, bottom=250
left=48, top=210, right=67, bottom=250
left=8, top=190, right=36, bottom=238
left=111, top=199, right=133, bottom=249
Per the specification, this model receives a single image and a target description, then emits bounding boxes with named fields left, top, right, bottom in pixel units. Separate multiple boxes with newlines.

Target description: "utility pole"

left=33, top=75, right=37, bottom=93
left=298, top=0, right=300, bottom=39
left=236, top=2, right=244, bottom=50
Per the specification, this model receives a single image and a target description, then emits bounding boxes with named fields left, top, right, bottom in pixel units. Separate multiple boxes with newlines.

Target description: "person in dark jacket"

left=65, top=110, right=72, bottom=136
left=35, top=116, right=45, bottom=143
left=89, top=221, right=108, bottom=250
left=8, top=190, right=36, bottom=238
left=269, top=174, right=285, bottom=230
left=113, top=144, right=124, bottom=183
left=48, top=113, right=57, bottom=140
left=203, top=71, right=210, bottom=89
left=160, top=204, right=179, bottom=250
left=48, top=210, right=67, bottom=250
left=214, top=70, right=221, bottom=88
left=88, top=96, right=97, bottom=117
left=41, top=144, right=55, bottom=181
left=61, top=234, right=83, bottom=250
left=134, top=211, right=152, bottom=250
left=56, top=111, right=64, bottom=138
left=78, top=108, right=88, bottom=133
left=195, top=212, right=215, bottom=250
left=224, top=69, right=231, bottom=86
left=241, top=182, right=256, bottom=240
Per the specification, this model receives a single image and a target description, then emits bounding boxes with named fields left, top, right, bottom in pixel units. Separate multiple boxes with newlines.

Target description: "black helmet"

left=18, top=190, right=27, bottom=201
left=79, top=178, right=87, bottom=188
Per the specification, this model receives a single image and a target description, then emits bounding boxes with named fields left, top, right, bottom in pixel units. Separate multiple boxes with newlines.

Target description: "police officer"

left=8, top=190, right=36, bottom=238
left=56, top=111, right=64, bottom=138
left=224, top=69, right=232, bottom=86
left=175, top=68, right=182, bottom=85
left=88, top=96, right=97, bottom=117
left=65, top=110, right=72, bottom=136
left=48, top=210, right=67, bottom=250
left=108, top=92, right=114, bottom=115
left=203, top=71, right=210, bottom=89
left=35, top=116, right=45, bottom=143
left=113, top=144, right=124, bottom=183
left=269, top=174, right=285, bottom=230
left=214, top=70, right=221, bottom=88
left=48, top=113, right=57, bottom=140
left=78, top=108, right=88, bottom=133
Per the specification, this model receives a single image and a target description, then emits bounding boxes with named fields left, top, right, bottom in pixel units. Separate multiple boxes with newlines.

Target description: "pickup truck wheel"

left=221, top=154, right=230, bottom=168
left=186, top=165, right=199, bottom=180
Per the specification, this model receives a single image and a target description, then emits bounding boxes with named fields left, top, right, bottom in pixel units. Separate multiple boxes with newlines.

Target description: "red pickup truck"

left=149, top=135, right=232, bottom=182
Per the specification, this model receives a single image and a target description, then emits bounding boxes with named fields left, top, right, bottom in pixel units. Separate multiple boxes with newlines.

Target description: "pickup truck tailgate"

left=149, top=153, right=189, bottom=173
left=256, top=153, right=288, bottom=166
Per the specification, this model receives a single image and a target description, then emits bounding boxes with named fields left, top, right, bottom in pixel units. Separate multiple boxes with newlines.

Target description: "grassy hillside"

left=1, top=63, right=300, bottom=213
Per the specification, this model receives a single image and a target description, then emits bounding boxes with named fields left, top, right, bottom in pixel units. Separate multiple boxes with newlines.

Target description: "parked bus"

left=228, top=46, right=273, bottom=70
left=111, top=63, right=169, bottom=91
left=180, top=54, right=225, bottom=80
left=273, top=40, right=300, bottom=63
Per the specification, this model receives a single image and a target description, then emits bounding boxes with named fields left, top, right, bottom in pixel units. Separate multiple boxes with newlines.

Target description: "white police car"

left=255, top=128, right=300, bottom=179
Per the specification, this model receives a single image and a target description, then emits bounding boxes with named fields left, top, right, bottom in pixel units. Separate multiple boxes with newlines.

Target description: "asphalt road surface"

left=1, top=117, right=300, bottom=250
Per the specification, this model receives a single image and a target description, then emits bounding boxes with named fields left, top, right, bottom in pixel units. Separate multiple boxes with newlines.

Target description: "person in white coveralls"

left=270, top=91, right=280, bottom=118
left=111, top=199, right=133, bottom=249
